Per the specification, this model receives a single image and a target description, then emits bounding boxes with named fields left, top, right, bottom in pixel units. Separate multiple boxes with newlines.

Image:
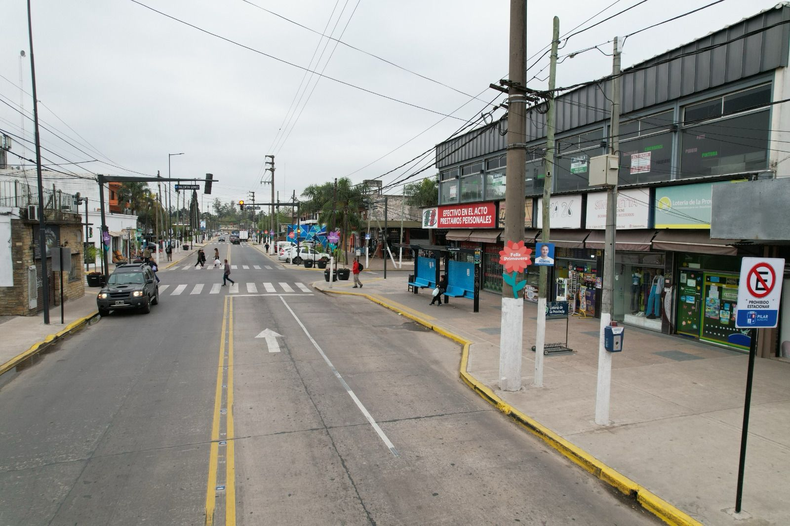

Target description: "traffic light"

left=204, top=173, right=213, bottom=195
left=89, top=227, right=94, bottom=238
left=239, top=200, right=245, bottom=211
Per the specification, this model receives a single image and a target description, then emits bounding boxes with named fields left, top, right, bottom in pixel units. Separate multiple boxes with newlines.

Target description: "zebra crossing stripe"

left=191, top=284, right=204, bottom=295
left=296, top=283, right=311, bottom=293
left=263, top=282, right=276, bottom=293
left=231, top=265, right=238, bottom=270
left=264, top=266, right=272, bottom=270
left=210, top=283, right=221, bottom=294
left=229, top=283, right=239, bottom=294
left=171, top=284, right=187, bottom=296
left=246, top=283, right=258, bottom=293
left=182, top=265, right=192, bottom=270
left=159, top=285, right=170, bottom=293
left=253, top=265, right=261, bottom=269
left=279, top=283, right=294, bottom=293
left=243, top=265, right=249, bottom=269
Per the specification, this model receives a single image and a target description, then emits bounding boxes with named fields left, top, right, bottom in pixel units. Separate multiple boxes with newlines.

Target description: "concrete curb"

left=314, top=283, right=702, bottom=526
left=0, top=311, right=100, bottom=377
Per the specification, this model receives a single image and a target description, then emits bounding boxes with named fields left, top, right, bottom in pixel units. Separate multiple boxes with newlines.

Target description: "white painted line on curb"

left=279, top=296, right=398, bottom=457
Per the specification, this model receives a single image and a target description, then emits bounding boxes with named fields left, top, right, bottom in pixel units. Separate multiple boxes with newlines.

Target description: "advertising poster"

left=585, top=188, right=650, bottom=230
left=536, top=195, right=581, bottom=229
left=630, top=151, right=651, bottom=174
left=437, top=202, right=496, bottom=229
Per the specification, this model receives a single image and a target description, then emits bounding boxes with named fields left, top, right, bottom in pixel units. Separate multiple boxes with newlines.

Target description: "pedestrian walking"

left=166, top=243, right=172, bottom=261
left=352, top=257, right=363, bottom=288
left=222, top=259, right=234, bottom=286
left=430, top=274, right=447, bottom=306
left=264, top=243, right=270, bottom=254
left=195, top=248, right=206, bottom=268
left=143, top=246, right=151, bottom=265
left=213, top=248, right=221, bottom=268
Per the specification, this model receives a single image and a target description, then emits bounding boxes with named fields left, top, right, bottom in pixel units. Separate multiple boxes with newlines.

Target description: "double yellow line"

left=205, top=296, right=236, bottom=526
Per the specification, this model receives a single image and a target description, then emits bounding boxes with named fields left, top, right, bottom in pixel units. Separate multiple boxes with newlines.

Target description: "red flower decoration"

left=498, top=240, right=532, bottom=274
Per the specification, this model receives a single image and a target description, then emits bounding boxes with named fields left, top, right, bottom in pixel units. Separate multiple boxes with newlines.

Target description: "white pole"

left=329, top=256, right=334, bottom=289
left=534, top=298, right=546, bottom=386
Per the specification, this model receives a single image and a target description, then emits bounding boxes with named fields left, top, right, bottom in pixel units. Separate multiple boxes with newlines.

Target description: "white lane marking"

left=246, top=282, right=258, bottom=293
left=210, top=283, right=221, bottom=294
left=296, top=283, right=311, bottom=293
left=229, top=283, right=239, bottom=294
left=279, top=283, right=294, bottom=293
left=243, top=265, right=249, bottom=270
left=158, top=285, right=170, bottom=293
left=279, top=297, right=398, bottom=456
left=171, top=284, right=188, bottom=296
left=263, top=282, right=276, bottom=293
left=231, top=265, right=238, bottom=270
left=182, top=265, right=192, bottom=270
left=253, top=265, right=261, bottom=269
left=191, top=284, right=204, bottom=295
left=255, top=329, right=282, bottom=353
left=264, top=266, right=272, bottom=270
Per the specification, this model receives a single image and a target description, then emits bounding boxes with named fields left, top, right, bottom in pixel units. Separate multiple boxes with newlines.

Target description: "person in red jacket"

left=352, top=257, right=363, bottom=288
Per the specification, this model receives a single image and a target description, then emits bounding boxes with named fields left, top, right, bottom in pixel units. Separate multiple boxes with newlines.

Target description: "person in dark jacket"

left=430, top=275, right=447, bottom=306
left=222, top=259, right=234, bottom=286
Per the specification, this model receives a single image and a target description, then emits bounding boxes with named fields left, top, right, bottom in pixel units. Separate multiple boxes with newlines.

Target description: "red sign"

left=746, top=262, right=776, bottom=299
left=437, top=202, right=496, bottom=229
left=499, top=240, right=532, bottom=274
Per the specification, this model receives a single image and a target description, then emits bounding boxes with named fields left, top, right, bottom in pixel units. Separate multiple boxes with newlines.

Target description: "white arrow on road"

left=255, top=328, right=283, bottom=353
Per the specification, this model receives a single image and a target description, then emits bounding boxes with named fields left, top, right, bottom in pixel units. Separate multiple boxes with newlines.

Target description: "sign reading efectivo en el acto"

left=437, top=202, right=496, bottom=229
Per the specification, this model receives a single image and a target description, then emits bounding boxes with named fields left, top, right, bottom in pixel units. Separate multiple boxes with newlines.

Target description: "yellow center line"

left=226, top=297, right=236, bottom=526
left=205, top=295, right=228, bottom=525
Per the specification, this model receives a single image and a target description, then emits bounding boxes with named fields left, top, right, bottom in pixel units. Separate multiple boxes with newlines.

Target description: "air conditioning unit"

left=27, top=205, right=39, bottom=221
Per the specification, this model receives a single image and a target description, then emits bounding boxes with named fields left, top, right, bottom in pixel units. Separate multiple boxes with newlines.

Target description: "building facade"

left=429, top=4, right=790, bottom=355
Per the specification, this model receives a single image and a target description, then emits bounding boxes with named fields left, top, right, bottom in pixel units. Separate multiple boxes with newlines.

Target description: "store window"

left=555, top=128, right=604, bottom=192
left=460, top=173, right=483, bottom=202
left=525, top=145, right=546, bottom=196
left=555, top=248, right=599, bottom=316
left=617, top=111, right=674, bottom=185
left=612, top=253, right=666, bottom=328
left=440, top=179, right=458, bottom=204
left=680, top=85, right=771, bottom=178
left=485, top=154, right=507, bottom=200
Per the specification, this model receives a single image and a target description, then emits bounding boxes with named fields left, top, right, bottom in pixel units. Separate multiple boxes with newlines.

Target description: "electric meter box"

left=604, top=325, right=624, bottom=352
left=589, top=154, right=619, bottom=186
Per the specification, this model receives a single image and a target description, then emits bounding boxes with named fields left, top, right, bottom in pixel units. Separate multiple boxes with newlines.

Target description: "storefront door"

left=677, top=269, right=703, bottom=338
left=700, top=272, right=747, bottom=349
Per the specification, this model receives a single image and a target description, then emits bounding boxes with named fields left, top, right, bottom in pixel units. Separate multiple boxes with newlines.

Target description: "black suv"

left=97, top=263, right=159, bottom=316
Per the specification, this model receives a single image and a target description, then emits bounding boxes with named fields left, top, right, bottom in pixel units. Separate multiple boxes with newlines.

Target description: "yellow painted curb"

left=316, top=284, right=702, bottom=526
left=0, top=310, right=100, bottom=377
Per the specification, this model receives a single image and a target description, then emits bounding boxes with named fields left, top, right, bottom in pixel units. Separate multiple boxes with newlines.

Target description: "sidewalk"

left=315, top=271, right=790, bottom=526
left=0, top=244, right=201, bottom=376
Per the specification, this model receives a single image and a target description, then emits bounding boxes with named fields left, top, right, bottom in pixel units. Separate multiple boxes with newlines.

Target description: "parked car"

left=218, top=236, right=226, bottom=242
left=288, top=246, right=330, bottom=265
left=277, top=242, right=296, bottom=261
left=96, top=263, right=159, bottom=316
left=230, top=235, right=240, bottom=245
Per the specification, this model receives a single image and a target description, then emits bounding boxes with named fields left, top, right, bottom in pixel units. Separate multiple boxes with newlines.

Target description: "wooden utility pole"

left=534, top=16, right=560, bottom=387
left=498, top=0, right=528, bottom=392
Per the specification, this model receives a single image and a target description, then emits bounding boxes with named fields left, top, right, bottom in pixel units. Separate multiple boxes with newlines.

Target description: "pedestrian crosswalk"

left=156, top=281, right=313, bottom=298
left=176, top=263, right=279, bottom=271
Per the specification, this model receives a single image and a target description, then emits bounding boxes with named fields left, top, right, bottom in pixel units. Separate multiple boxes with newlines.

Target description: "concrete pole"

left=365, top=197, right=371, bottom=269
left=595, top=36, right=621, bottom=426
left=384, top=196, right=388, bottom=279
left=268, top=155, right=275, bottom=253
left=499, top=0, right=528, bottom=392
left=534, top=16, right=560, bottom=388
left=399, top=184, right=405, bottom=268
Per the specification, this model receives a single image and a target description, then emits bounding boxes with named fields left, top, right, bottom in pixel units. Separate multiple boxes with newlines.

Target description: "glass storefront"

left=483, top=243, right=503, bottom=293
left=675, top=253, right=748, bottom=350
left=555, top=248, right=599, bottom=316
left=613, top=252, right=666, bottom=331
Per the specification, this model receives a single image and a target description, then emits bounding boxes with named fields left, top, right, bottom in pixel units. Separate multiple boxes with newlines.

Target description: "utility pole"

left=595, top=36, right=621, bottom=426
left=498, top=0, right=528, bottom=391
left=534, top=16, right=560, bottom=388
left=384, top=196, right=388, bottom=279
left=265, top=155, right=275, bottom=251
left=399, top=183, right=405, bottom=269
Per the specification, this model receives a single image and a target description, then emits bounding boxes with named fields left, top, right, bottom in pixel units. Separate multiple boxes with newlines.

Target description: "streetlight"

left=168, top=152, right=184, bottom=250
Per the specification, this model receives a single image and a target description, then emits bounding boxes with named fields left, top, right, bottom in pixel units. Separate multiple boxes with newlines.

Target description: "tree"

left=405, top=177, right=438, bottom=208
left=301, top=178, right=364, bottom=264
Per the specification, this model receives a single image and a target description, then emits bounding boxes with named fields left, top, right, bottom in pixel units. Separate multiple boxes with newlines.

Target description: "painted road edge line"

left=205, top=296, right=228, bottom=526
left=0, top=310, right=99, bottom=377
left=314, top=282, right=702, bottom=526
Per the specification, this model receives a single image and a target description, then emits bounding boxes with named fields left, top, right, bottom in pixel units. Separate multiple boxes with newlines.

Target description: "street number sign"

left=735, top=257, right=785, bottom=328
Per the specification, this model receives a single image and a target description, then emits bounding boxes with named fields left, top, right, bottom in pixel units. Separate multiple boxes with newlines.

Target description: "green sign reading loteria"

left=655, top=182, right=721, bottom=229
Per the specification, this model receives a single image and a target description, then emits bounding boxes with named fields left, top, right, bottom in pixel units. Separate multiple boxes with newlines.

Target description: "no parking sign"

left=735, top=257, right=785, bottom=328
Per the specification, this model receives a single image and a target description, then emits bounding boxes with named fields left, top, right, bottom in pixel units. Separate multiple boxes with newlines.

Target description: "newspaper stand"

left=531, top=301, right=573, bottom=355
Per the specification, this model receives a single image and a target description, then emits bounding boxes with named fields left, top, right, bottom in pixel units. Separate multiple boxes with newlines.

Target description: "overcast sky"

left=1, top=0, right=782, bottom=207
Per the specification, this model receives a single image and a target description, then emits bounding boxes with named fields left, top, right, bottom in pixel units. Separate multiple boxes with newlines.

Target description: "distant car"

left=97, top=263, right=159, bottom=316
left=230, top=235, right=240, bottom=245
left=218, top=237, right=226, bottom=243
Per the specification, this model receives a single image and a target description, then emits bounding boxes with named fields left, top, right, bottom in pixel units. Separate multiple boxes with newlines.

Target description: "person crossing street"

left=222, top=259, right=234, bottom=287
left=352, top=257, right=363, bottom=288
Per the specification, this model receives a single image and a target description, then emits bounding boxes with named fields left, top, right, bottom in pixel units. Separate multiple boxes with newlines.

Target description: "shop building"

left=427, top=4, right=790, bottom=354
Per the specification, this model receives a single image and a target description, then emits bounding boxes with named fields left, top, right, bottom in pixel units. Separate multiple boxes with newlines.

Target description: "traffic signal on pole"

left=204, top=173, right=213, bottom=195
left=239, top=200, right=244, bottom=210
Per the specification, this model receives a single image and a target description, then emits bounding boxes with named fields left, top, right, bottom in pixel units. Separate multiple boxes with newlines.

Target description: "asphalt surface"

left=0, top=241, right=658, bottom=525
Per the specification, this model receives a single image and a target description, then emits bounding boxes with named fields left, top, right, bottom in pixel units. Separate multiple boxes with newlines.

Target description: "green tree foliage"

left=405, top=177, right=438, bottom=208
left=301, top=178, right=364, bottom=264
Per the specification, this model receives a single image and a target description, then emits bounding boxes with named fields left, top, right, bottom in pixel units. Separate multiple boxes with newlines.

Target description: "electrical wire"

left=130, top=0, right=469, bottom=122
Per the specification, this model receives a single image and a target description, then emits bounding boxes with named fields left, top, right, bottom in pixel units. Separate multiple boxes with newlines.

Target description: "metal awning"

left=467, top=229, right=501, bottom=243
left=524, top=229, right=540, bottom=243
left=652, top=230, right=739, bottom=255
left=536, top=230, right=590, bottom=249
left=446, top=229, right=472, bottom=241
left=585, top=230, right=656, bottom=252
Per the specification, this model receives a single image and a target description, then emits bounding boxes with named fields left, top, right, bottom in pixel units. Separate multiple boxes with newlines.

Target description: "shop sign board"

left=422, top=207, right=438, bottom=229
left=630, top=152, right=651, bottom=174
left=586, top=188, right=650, bottom=229
left=655, top=182, right=724, bottom=229
left=570, top=156, right=588, bottom=175
left=546, top=301, right=569, bottom=319
left=437, top=202, right=496, bottom=229
left=498, top=199, right=534, bottom=228
left=536, top=195, right=581, bottom=229
left=735, top=257, right=785, bottom=328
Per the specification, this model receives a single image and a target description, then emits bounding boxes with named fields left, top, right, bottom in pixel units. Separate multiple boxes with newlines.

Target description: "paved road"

left=0, top=242, right=657, bottom=525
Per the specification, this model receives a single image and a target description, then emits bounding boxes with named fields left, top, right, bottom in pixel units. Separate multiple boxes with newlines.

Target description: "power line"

left=130, top=0, right=469, bottom=122
left=622, top=0, right=725, bottom=42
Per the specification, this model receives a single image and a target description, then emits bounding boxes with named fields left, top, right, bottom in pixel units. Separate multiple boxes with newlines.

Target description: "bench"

left=444, top=285, right=474, bottom=300
left=408, top=276, right=436, bottom=292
